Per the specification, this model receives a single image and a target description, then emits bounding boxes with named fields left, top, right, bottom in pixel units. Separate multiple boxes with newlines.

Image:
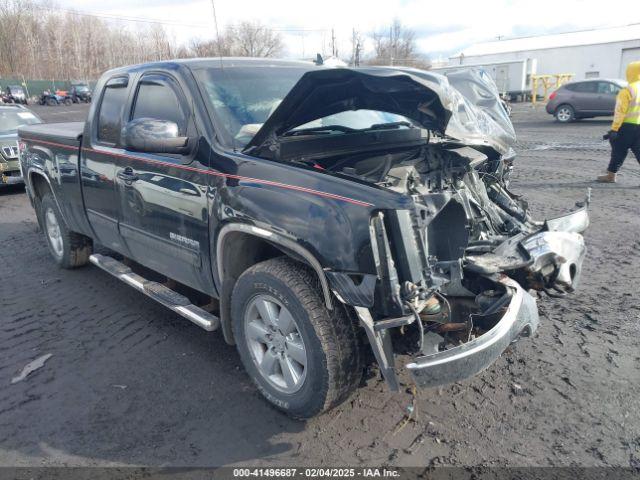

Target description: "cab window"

left=97, top=78, right=128, bottom=144
left=131, top=77, right=187, bottom=133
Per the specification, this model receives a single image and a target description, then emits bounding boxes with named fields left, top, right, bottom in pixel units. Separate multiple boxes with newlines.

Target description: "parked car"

left=546, top=79, right=627, bottom=122
left=18, top=59, right=588, bottom=418
left=2, top=85, right=28, bottom=104
left=38, top=89, right=72, bottom=106
left=69, top=83, right=92, bottom=103
left=0, top=104, right=41, bottom=186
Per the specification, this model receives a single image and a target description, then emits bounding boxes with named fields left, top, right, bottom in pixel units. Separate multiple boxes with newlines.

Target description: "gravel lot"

left=1, top=103, right=639, bottom=468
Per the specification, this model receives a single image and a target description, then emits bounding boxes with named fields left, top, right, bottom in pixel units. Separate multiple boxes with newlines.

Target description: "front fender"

left=216, top=222, right=333, bottom=310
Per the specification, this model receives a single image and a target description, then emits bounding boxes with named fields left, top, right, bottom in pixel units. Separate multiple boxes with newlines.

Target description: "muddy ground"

left=0, top=103, right=639, bottom=468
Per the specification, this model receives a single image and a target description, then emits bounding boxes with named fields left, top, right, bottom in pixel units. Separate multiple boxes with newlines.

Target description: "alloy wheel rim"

left=557, top=108, right=571, bottom=121
left=244, top=294, right=307, bottom=394
left=45, top=207, right=63, bottom=258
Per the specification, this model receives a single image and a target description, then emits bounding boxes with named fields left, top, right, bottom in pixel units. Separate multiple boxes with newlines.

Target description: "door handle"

left=117, top=167, right=138, bottom=184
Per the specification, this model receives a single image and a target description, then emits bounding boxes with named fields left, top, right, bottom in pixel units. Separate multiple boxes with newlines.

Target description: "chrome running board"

left=89, top=253, right=219, bottom=332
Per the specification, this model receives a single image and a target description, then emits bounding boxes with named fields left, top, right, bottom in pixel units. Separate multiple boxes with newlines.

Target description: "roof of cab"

left=103, top=57, right=319, bottom=76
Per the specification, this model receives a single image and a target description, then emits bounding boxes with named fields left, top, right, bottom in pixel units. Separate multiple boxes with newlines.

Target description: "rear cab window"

left=96, top=76, right=129, bottom=145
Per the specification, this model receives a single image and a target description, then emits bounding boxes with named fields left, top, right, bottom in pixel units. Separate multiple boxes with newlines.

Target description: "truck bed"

left=19, top=122, right=84, bottom=147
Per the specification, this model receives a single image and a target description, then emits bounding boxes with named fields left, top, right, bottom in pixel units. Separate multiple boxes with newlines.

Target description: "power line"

left=33, top=3, right=329, bottom=33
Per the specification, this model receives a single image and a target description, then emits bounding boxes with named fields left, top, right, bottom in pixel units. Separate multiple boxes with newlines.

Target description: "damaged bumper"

left=406, top=276, right=538, bottom=388
left=356, top=193, right=589, bottom=391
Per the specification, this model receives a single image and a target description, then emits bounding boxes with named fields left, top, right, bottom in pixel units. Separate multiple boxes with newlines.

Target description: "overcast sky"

left=64, top=0, right=640, bottom=60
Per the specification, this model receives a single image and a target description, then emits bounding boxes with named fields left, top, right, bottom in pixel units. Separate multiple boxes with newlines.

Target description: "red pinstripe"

left=21, top=137, right=374, bottom=207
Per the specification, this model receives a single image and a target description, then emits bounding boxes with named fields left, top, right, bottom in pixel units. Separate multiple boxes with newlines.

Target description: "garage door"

left=620, top=47, right=640, bottom=78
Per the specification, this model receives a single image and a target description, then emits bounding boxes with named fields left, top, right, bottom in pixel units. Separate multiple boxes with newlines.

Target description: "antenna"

left=209, top=0, right=224, bottom=68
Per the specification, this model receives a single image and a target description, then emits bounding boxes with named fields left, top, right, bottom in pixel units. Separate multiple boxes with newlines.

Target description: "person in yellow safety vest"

left=597, top=61, right=640, bottom=183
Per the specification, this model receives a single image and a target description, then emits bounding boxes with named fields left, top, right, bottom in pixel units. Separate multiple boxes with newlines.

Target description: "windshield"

left=0, top=109, right=40, bottom=134
left=195, top=67, right=415, bottom=148
left=9, top=86, right=23, bottom=94
left=195, top=66, right=308, bottom=148
left=74, top=85, right=89, bottom=92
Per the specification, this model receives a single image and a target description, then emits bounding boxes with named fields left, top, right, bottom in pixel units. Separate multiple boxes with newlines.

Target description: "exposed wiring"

left=434, top=291, right=452, bottom=324
left=405, top=302, right=424, bottom=353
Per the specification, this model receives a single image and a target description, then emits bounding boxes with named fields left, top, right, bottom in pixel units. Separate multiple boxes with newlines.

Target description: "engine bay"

left=315, top=141, right=588, bottom=358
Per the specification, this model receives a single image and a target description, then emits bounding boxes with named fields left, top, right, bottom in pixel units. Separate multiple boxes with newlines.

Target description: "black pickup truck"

left=18, top=58, right=589, bottom=418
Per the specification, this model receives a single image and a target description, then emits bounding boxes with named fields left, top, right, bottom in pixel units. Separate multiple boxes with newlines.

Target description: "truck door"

left=81, top=75, right=130, bottom=253
left=115, top=73, right=211, bottom=292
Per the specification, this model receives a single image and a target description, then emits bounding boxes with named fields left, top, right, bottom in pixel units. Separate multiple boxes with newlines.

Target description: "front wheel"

left=555, top=104, right=575, bottom=123
left=40, top=192, right=93, bottom=268
left=231, top=257, right=362, bottom=418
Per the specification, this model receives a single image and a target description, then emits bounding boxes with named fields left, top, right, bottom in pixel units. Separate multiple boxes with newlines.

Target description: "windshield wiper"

left=282, top=121, right=414, bottom=138
left=365, top=121, right=413, bottom=131
left=283, top=125, right=357, bottom=137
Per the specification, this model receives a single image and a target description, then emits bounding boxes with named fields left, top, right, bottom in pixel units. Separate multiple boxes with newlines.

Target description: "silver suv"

left=546, top=79, right=627, bottom=123
left=0, top=105, right=41, bottom=186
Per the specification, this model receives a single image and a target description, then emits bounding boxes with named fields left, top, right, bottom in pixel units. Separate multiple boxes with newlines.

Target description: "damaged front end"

left=359, top=145, right=588, bottom=389
left=245, top=66, right=589, bottom=390
left=350, top=73, right=589, bottom=390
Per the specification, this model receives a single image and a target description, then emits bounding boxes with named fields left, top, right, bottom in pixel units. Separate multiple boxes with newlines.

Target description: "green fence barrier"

left=0, top=78, right=97, bottom=98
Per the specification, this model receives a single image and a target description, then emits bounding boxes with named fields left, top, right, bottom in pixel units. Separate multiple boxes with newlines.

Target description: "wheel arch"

left=28, top=168, right=69, bottom=226
left=215, top=223, right=333, bottom=345
left=28, top=169, right=52, bottom=199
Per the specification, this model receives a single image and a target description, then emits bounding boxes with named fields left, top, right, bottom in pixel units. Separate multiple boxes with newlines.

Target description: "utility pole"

left=331, top=28, right=336, bottom=57
left=350, top=28, right=361, bottom=67
left=389, top=25, right=394, bottom=66
left=209, top=0, right=224, bottom=64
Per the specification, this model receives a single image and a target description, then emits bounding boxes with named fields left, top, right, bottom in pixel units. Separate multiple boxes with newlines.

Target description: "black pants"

left=607, top=123, right=640, bottom=173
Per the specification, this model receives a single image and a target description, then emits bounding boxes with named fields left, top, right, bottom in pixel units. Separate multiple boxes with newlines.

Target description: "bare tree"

left=368, top=18, right=430, bottom=68
left=229, top=21, right=284, bottom=57
left=349, top=29, right=364, bottom=66
left=0, top=0, right=185, bottom=81
left=0, top=1, right=285, bottom=85
left=190, top=21, right=284, bottom=58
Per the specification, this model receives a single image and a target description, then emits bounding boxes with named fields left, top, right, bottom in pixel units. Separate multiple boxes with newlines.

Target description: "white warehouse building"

left=434, top=24, right=640, bottom=98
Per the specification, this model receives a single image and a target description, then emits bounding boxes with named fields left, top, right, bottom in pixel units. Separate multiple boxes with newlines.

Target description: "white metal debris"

left=11, top=353, right=53, bottom=384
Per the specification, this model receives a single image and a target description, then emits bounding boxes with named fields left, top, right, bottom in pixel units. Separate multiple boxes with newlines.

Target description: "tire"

left=231, top=257, right=362, bottom=418
left=555, top=104, right=575, bottom=123
left=63, top=98, right=72, bottom=106
left=46, top=97, right=56, bottom=106
left=39, top=192, right=92, bottom=268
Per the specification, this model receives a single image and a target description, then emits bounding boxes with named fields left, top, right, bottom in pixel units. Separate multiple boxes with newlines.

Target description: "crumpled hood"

left=244, top=66, right=516, bottom=156
left=244, top=68, right=451, bottom=153
left=626, top=61, right=640, bottom=83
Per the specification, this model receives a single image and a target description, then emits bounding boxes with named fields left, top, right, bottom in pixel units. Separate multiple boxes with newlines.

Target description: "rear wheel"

left=555, top=104, right=575, bottom=123
left=46, top=97, right=57, bottom=106
left=40, top=192, right=92, bottom=268
left=231, top=257, right=362, bottom=418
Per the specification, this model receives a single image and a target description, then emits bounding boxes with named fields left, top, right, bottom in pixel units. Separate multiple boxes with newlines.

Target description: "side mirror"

left=122, top=118, right=190, bottom=154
